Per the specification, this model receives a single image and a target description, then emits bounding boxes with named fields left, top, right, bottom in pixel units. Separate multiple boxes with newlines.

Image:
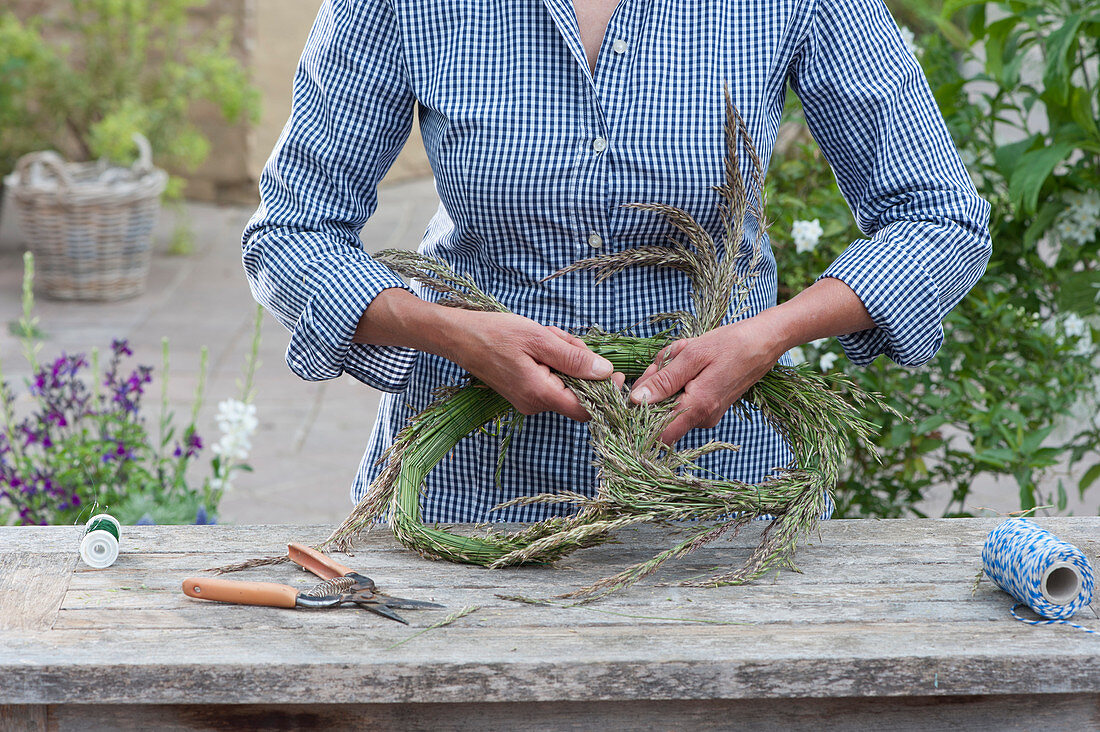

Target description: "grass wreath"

left=307, top=89, right=896, bottom=601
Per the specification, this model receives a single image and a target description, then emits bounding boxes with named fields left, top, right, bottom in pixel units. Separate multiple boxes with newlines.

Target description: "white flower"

left=212, top=398, right=258, bottom=463
left=1043, top=312, right=1093, bottom=356
left=1055, top=190, right=1100, bottom=246
left=788, top=347, right=807, bottom=365
left=898, top=26, right=923, bottom=58
left=792, top=219, right=824, bottom=253
left=213, top=432, right=252, bottom=462
left=1063, top=312, right=1087, bottom=340
left=819, top=352, right=839, bottom=372
left=1067, top=189, right=1100, bottom=218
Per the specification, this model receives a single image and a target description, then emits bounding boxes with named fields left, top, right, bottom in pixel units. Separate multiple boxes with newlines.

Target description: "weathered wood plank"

left=2, top=517, right=1096, bottom=555
left=0, top=552, right=75, bottom=631
left=30, top=694, right=1100, bottom=732
left=2, top=621, right=1098, bottom=705
left=58, top=539, right=1010, bottom=580
left=0, top=704, right=46, bottom=732
left=51, top=581, right=1032, bottom=626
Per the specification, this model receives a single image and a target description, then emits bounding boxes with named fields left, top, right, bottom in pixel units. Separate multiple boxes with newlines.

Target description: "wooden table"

left=2, top=518, right=1098, bottom=731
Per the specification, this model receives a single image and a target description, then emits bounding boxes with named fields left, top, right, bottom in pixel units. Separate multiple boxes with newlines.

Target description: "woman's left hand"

left=629, top=316, right=787, bottom=446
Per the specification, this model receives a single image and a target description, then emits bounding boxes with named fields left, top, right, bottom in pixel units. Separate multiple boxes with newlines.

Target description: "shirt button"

left=591, top=137, right=608, bottom=153
left=612, top=39, right=628, bottom=54
left=587, top=233, right=604, bottom=249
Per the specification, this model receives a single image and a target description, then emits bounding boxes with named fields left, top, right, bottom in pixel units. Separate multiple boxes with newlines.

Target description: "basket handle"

left=131, top=133, right=154, bottom=175
left=14, top=151, right=75, bottom=192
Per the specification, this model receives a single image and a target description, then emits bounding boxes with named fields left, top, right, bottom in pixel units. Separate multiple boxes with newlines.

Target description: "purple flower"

left=111, top=339, right=133, bottom=357
left=173, top=431, right=204, bottom=460
left=67, top=355, right=87, bottom=377
left=185, top=432, right=203, bottom=458
left=102, top=442, right=134, bottom=463
left=194, top=505, right=215, bottom=525
left=135, top=513, right=156, bottom=526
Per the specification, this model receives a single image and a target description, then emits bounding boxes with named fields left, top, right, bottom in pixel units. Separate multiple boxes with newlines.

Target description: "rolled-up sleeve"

left=789, top=0, right=992, bottom=367
left=242, top=0, right=418, bottom=392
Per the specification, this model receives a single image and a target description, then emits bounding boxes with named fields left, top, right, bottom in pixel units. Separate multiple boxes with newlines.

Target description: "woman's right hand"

left=356, top=288, right=615, bottom=421
left=443, top=312, right=614, bottom=421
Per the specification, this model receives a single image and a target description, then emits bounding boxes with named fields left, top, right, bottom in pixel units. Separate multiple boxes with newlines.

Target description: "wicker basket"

left=3, top=134, right=168, bottom=301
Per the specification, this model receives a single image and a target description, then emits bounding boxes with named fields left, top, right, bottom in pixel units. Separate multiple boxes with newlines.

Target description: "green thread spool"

left=80, top=513, right=121, bottom=569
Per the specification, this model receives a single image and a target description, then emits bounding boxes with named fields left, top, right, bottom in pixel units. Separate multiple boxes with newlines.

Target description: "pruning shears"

left=182, top=543, right=443, bottom=624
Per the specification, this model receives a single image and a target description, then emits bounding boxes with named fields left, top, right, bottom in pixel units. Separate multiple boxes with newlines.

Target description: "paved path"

left=0, top=178, right=440, bottom=524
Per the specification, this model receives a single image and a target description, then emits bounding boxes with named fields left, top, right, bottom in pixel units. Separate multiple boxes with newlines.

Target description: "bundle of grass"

left=309, top=88, right=895, bottom=601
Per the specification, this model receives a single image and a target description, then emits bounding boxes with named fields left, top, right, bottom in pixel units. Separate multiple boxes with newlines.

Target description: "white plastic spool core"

left=1041, top=562, right=1082, bottom=605
left=80, top=531, right=119, bottom=569
left=80, top=513, right=121, bottom=569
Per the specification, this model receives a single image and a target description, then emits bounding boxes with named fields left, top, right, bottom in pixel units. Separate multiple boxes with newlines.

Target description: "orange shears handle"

left=288, top=543, right=353, bottom=580
left=182, top=576, right=299, bottom=608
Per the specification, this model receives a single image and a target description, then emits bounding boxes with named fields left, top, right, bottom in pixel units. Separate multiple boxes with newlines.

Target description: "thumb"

left=631, top=347, right=697, bottom=404
left=538, top=332, right=614, bottom=380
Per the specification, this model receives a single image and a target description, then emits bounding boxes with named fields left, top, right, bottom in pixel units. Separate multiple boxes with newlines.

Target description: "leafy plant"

left=0, top=254, right=261, bottom=526
left=0, top=1, right=258, bottom=199
left=0, top=14, right=61, bottom=178
left=770, top=0, right=1100, bottom=517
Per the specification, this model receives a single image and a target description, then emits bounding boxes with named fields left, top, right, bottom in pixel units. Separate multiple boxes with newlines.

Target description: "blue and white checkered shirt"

left=243, top=0, right=991, bottom=523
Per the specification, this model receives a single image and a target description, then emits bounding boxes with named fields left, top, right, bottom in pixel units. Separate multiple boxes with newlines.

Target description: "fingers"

left=656, top=365, right=745, bottom=443
left=660, top=408, right=696, bottom=446
left=658, top=392, right=721, bottom=445
left=540, top=377, right=591, bottom=422
left=538, top=329, right=614, bottom=380
left=547, top=325, right=587, bottom=349
left=507, top=365, right=590, bottom=422
left=630, top=340, right=698, bottom=405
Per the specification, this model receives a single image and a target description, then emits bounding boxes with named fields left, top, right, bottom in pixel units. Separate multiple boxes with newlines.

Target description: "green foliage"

left=0, top=1, right=258, bottom=194
left=0, top=14, right=64, bottom=176
left=772, top=0, right=1100, bottom=517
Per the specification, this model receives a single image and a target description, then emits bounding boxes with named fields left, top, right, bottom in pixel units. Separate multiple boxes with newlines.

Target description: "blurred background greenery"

left=770, top=0, right=1100, bottom=517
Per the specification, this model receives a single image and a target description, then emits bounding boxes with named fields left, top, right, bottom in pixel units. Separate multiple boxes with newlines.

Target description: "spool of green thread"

left=80, top=513, right=121, bottom=569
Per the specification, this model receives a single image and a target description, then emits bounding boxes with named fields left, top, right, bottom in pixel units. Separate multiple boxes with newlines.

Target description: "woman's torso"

left=354, top=0, right=814, bottom=521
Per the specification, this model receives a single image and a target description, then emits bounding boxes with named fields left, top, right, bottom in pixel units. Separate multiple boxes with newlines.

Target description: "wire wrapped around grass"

left=318, top=89, right=896, bottom=600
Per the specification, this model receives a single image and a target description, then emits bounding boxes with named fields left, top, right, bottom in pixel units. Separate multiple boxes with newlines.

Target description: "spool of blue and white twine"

left=981, top=518, right=1096, bottom=634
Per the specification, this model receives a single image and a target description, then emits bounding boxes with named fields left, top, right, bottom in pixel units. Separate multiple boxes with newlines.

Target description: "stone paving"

left=0, top=177, right=441, bottom=524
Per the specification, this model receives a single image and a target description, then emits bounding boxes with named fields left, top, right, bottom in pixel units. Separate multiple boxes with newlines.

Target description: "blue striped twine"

left=982, top=518, right=1096, bottom=634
